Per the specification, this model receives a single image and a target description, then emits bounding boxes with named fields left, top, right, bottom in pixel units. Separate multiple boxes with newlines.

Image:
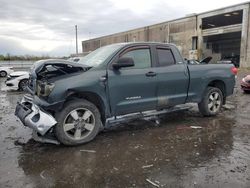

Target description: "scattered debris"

left=113, top=167, right=119, bottom=171
left=155, top=119, right=160, bottom=125
left=155, top=180, right=160, bottom=184
left=14, top=140, right=26, bottom=146
left=40, top=170, right=46, bottom=180
left=146, top=179, right=160, bottom=187
left=190, top=126, right=202, bottom=129
left=80, top=149, right=96, bottom=153
left=223, top=104, right=235, bottom=110
left=142, top=164, right=154, bottom=169
left=176, top=125, right=192, bottom=130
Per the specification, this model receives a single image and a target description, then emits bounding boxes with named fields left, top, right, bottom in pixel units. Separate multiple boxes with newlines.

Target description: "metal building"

left=82, top=2, right=250, bottom=68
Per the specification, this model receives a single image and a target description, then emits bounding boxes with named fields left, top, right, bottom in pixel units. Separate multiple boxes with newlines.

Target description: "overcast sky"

left=0, top=0, right=247, bottom=56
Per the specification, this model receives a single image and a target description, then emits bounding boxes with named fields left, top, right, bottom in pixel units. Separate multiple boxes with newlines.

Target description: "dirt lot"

left=0, top=71, right=250, bottom=188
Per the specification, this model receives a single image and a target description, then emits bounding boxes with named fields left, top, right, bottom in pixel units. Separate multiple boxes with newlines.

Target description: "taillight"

left=231, top=67, right=238, bottom=75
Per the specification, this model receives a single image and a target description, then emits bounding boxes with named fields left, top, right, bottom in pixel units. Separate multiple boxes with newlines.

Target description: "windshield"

left=78, top=44, right=125, bottom=67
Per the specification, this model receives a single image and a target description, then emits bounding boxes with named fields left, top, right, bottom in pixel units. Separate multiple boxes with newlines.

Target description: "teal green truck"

left=15, top=42, right=237, bottom=145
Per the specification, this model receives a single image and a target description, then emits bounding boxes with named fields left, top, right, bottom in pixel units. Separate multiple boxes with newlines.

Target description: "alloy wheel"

left=208, top=91, right=222, bottom=113
left=63, top=108, right=95, bottom=140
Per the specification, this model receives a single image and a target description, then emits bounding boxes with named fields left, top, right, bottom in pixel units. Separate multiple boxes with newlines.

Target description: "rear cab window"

left=156, top=47, right=176, bottom=67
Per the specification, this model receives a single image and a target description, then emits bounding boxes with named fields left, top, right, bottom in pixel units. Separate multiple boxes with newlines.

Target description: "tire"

left=55, top=99, right=102, bottom=146
left=18, top=79, right=28, bottom=91
left=0, top=71, right=7, bottom=77
left=198, top=87, right=223, bottom=117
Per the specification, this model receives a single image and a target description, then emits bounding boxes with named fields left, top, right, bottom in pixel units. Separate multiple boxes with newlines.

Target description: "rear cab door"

left=153, top=44, right=189, bottom=107
left=107, top=44, right=158, bottom=116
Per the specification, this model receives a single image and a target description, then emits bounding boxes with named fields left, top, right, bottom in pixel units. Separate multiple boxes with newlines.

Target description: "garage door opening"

left=203, top=32, right=241, bottom=67
left=202, top=10, right=243, bottom=29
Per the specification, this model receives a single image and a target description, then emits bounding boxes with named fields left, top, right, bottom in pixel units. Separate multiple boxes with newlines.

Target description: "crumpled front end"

left=15, top=94, right=59, bottom=143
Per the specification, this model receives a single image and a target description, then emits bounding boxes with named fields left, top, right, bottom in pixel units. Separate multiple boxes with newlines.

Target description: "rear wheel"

left=18, top=79, right=28, bottom=91
left=198, top=87, right=223, bottom=116
left=0, top=71, right=7, bottom=77
left=55, top=99, right=102, bottom=145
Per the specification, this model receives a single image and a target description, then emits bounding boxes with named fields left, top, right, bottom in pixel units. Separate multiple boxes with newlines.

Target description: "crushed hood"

left=31, top=59, right=88, bottom=73
left=28, top=59, right=91, bottom=95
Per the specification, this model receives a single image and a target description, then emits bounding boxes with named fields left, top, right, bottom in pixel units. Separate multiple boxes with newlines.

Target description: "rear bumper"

left=15, top=94, right=57, bottom=135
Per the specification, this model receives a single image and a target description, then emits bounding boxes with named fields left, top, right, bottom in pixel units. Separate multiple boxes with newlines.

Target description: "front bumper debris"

left=32, top=131, right=60, bottom=145
left=15, top=94, right=57, bottom=136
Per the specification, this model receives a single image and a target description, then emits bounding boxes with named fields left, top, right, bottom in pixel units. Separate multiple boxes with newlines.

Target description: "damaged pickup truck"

left=15, top=42, right=237, bottom=145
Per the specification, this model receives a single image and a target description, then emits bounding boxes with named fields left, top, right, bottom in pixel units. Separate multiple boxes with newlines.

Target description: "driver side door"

left=107, top=46, right=158, bottom=116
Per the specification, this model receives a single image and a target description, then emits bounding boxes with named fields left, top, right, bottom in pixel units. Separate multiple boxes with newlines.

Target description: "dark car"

left=219, top=55, right=240, bottom=68
left=241, top=75, right=250, bottom=93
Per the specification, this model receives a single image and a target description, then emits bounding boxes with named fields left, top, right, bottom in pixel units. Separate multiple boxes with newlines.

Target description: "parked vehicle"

left=68, top=56, right=85, bottom=63
left=0, top=66, right=13, bottom=77
left=241, top=75, right=250, bottom=93
left=5, top=71, right=29, bottom=91
left=218, top=55, right=240, bottom=68
left=15, top=43, right=237, bottom=145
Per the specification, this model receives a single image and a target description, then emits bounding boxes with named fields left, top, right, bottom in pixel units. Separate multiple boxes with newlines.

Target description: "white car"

left=5, top=71, right=29, bottom=91
left=0, top=66, right=14, bottom=77
left=67, top=56, right=85, bottom=63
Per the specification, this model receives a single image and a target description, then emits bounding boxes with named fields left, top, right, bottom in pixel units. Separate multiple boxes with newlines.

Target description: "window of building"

left=192, top=36, right=198, bottom=50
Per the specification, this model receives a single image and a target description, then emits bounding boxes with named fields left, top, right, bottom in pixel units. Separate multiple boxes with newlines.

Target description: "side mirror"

left=112, top=57, right=135, bottom=69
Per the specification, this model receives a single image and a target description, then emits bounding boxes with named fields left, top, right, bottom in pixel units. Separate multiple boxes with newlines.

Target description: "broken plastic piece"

left=146, top=179, right=160, bottom=187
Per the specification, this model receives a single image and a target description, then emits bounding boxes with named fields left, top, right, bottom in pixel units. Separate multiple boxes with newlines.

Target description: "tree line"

left=0, top=54, right=59, bottom=61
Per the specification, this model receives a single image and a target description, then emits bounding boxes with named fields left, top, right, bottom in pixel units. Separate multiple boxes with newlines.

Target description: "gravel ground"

left=0, top=71, right=250, bottom=188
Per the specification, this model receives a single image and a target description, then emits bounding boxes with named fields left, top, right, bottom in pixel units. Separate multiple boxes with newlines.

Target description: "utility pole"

left=75, top=25, right=78, bottom=55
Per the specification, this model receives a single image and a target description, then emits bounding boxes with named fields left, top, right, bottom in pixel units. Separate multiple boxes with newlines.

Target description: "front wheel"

left=0, top=71, right=7, bottom=77
left=55, top=99, right=102, bottom=146
left=198, top=87, right=223, bottom=116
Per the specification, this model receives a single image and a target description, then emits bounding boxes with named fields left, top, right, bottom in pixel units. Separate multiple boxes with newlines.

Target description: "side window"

left=157, top=48, right=175, bottom=66
left=121, top=48, right=151, bottom=69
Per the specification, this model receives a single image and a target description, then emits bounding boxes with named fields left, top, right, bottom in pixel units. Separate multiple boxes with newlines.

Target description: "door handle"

left=99, top=76, right=107, bottom=82
left=146, top=71, right=157, bottom=77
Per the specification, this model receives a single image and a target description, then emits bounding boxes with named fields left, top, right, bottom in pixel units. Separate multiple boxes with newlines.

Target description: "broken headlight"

left=37, top=81, right=55, bottom=97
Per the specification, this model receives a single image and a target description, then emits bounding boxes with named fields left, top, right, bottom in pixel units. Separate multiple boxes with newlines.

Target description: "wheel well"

left=208, top=80, right=226, bottom=104
left=64, top=92, right=106, bottom=123
left=20, top=78, right=29, bottom=82
left=18, top=78, right=29, bottom=86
